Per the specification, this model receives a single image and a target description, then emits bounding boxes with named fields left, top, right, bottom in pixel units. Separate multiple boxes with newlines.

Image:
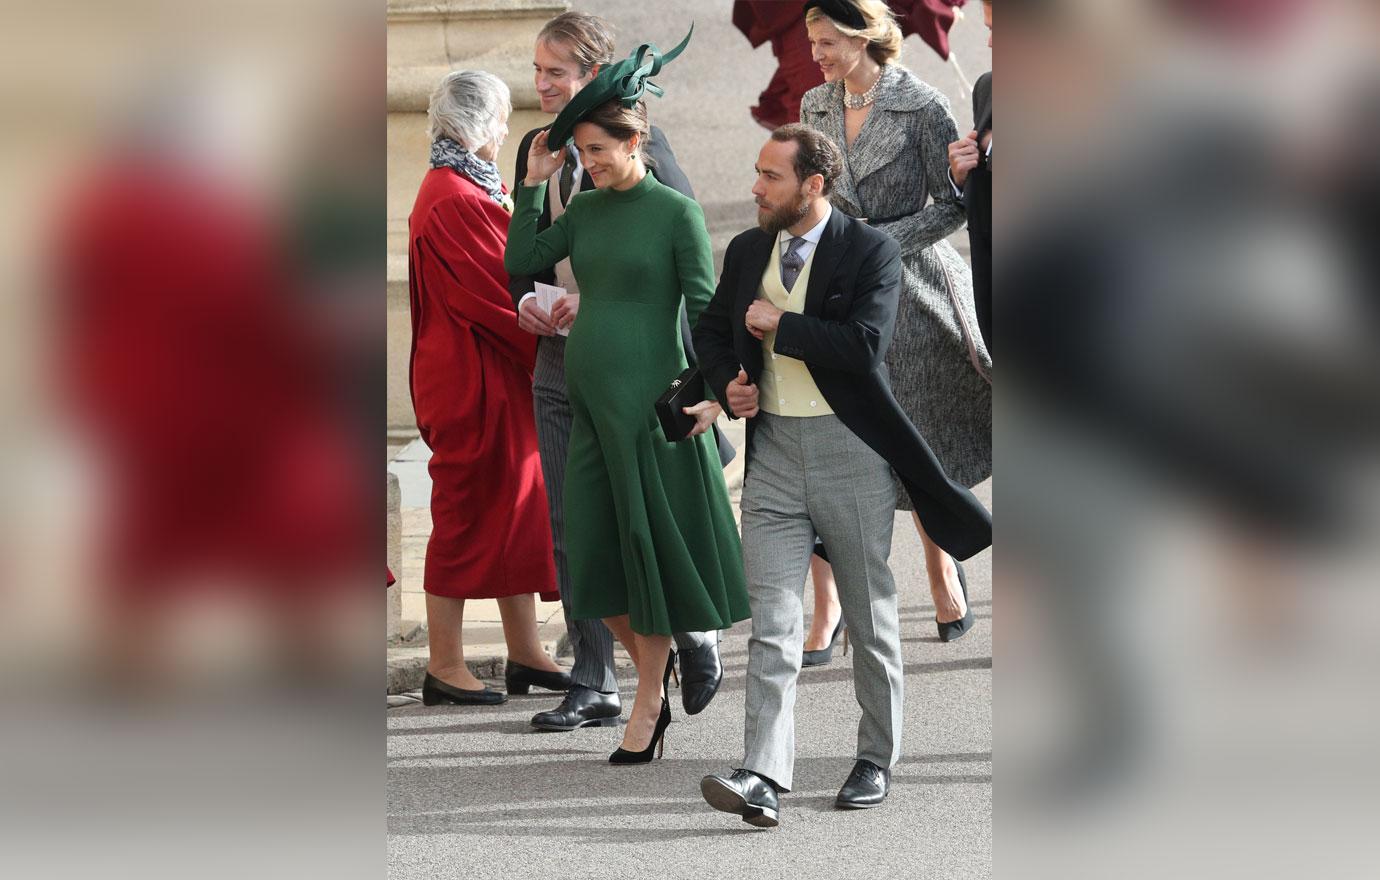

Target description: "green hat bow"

left=546, top=23, right=694, bottom=148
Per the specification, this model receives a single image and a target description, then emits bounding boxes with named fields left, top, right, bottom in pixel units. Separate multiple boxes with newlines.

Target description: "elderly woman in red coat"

left=409, top=70, right=569, bottom=705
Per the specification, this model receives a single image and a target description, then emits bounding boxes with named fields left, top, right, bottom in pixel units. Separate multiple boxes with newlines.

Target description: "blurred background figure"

left=0, top=4, right=382, bottom=878
left=51, top=67, right=373, bottom=689
left=734, top=0, right=972, bottom=130
left=998, top=0, right=1380, bottom=877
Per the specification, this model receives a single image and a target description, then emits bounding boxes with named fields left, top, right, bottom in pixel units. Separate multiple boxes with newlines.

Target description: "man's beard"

left=756, top=189, right=811, bottom=234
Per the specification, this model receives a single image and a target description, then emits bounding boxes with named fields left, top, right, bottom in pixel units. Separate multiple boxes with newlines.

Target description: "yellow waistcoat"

left=758, top=236, right=834, bottom=417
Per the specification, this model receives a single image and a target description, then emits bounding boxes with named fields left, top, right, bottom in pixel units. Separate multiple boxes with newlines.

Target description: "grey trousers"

left=532, top=336, right=712, bottom=694
left=740, top=413, right=903, bottom=791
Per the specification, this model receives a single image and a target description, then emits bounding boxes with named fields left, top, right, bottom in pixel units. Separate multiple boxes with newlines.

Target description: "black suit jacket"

left=693, top=208, right=992, bottom=561
left=964, top=72, right=992, bottom=355
left=508, top=124, right=734, bottom=466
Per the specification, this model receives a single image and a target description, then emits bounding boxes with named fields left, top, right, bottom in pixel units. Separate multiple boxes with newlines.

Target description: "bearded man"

left=691, top=124, right=992, bottom=827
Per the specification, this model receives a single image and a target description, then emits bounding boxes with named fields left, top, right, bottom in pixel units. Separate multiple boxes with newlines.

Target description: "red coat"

left=408, top=168, right=557, bottom=601
left=56, top=159, right=371, bottom=598
left=734, top=1, right=966, bottom=59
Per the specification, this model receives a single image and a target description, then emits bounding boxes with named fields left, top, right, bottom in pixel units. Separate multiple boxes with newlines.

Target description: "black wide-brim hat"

left=546, top=23, right=694, bottom=148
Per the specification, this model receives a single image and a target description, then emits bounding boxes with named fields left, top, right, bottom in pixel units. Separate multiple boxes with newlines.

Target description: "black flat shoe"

left=504, top=659, right=572, bottom=695
left=609, top=697, right=671, bottom=764
left=801, top=618, right=847, bottom=668
left=529, top=685, right=621, bottom=731
left=421, top=672, right=506, bottom=706
left=936, top=561, right=974, bottom=643
left=676, top=635, right=723, bottom=716
left=701, top=769, right=780, bottom=828
left=835, top=759, right=891, bottom=809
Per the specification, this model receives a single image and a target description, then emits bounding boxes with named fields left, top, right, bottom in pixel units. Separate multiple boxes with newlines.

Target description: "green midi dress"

left=504, top=173, right=750, bottom=636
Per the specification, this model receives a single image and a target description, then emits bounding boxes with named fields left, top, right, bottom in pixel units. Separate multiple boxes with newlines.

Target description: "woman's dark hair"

left=579, top=99, right=655, bottom=167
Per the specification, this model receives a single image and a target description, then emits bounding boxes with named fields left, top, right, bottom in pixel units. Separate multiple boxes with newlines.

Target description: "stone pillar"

left=387, top=0, right=568, bottom=442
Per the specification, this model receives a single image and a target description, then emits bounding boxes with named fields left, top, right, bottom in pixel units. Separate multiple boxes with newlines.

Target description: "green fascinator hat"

left=546, top=23, right=694, bottom=148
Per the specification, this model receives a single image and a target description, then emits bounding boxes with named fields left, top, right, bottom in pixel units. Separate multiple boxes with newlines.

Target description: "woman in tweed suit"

left=799, top=0, right=991, bottom=646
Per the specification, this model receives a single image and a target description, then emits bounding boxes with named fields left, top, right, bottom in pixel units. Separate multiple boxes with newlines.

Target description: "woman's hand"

left=524, top=129, right=564, bottom=186
left=551, top=293, right=580, bottom=330
left=682, top=400, right=723, bottom=438
left=517, top=298, right=557, bottom=336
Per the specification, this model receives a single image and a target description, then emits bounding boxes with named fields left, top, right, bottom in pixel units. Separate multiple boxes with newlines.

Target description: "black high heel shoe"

left=504, top=659, right=572, bottom=695
left=663, top=648, right=679, bottom=691
left=936, top=561, right=974, bottom=643
left=608, top=697, right=671, bottom=764
left=801, top=617, right=848, bottom=668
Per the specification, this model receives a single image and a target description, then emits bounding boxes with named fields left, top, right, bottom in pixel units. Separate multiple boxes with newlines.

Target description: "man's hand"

left=524, top=129, right=563, bottom=186
left=517, top=298, right=557, bottom=336
left=550, top=293, right=580, bottom=330
left=682, top=399, right=723, bottom=438
left=745, top=299, right=784, bottom=340
left=948, top=130, right=981, bottom=189
left=725, top=368, right=759, bottom=419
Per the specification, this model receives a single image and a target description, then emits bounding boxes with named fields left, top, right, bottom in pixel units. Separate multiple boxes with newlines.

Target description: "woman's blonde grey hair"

left=427, top=70, right=511, bottom=150
left=806, top=0, right=904, bottom=66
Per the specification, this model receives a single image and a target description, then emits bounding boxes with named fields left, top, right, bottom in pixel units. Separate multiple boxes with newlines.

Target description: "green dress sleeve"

left=503, top=181, right=572, bottom=276
left=673, top=199, right=716, bottom=329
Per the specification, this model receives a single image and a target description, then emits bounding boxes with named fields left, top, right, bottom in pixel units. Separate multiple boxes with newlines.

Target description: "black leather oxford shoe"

left=676, top=637, right=723, bottom=715
left=835, top=759, right=891, bottom=809
left=701, top=769, right=780, bottom=828
left=529, top=685, right=621, bottom=731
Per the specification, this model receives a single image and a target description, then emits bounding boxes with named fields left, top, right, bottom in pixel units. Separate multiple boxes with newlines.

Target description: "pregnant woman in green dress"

left=505, top=85, right=749, bottom=763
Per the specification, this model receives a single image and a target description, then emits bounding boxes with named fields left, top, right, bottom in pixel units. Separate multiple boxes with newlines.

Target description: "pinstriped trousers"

left=740, top=412, right=903, bottom=791
left=532, top=336, right=714, bottom=694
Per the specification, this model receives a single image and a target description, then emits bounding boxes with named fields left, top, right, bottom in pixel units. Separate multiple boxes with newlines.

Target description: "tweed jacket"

left=802, top=64, right=992, bottom=491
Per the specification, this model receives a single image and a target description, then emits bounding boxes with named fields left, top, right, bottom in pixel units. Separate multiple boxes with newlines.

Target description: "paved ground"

left=388, top=478, right=992, bottom=877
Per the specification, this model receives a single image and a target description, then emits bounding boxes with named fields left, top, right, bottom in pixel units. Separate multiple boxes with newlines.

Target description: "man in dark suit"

left=948, top=0, right=993, bottom=354
left=508, top=11, right=728, bottom=733
left=693, top=125, right=992, bottom=828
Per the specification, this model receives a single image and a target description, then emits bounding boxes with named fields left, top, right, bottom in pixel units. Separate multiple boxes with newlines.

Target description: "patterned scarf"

left=430, top=137, right=511, bottom=211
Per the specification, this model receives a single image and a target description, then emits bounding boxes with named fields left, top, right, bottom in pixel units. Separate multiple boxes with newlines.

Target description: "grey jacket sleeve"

left=870, top=101, right=967, bottom=258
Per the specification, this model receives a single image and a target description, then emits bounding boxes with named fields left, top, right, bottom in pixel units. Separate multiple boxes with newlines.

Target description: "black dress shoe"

left=676, top=637, right=723, bottom=715
left=936, top=561, right=974, bottom=643
left=421, top=672, right=506, bottom=706
left=504, top=659, right=572, bottom=695
left=700, top=769, right=781, bottom=828
left=801, top=618, right=847, bottom=668
left=529, top=685, right=621, bottom=731
left=835, top=759, right=891, bottom=809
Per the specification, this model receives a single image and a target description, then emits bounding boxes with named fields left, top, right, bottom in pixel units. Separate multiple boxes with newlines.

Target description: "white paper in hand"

left=533, top=281, right=570, bottom=336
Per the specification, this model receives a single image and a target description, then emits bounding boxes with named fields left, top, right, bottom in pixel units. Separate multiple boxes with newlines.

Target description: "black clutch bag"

left=654, top=367, right=704, bottom=442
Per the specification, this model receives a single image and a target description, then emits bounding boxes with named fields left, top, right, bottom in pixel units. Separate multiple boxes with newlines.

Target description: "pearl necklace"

left=843, top=68, right=883, bottom=110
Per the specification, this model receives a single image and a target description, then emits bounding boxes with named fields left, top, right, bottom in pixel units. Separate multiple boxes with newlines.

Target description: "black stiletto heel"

left=802, top=618, right=847, bottom=667
left=663, top=648, right=679, bottom=691
left=608, top=697, right=671, bottom=764
left=936, top=561, right=974, bottom=642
